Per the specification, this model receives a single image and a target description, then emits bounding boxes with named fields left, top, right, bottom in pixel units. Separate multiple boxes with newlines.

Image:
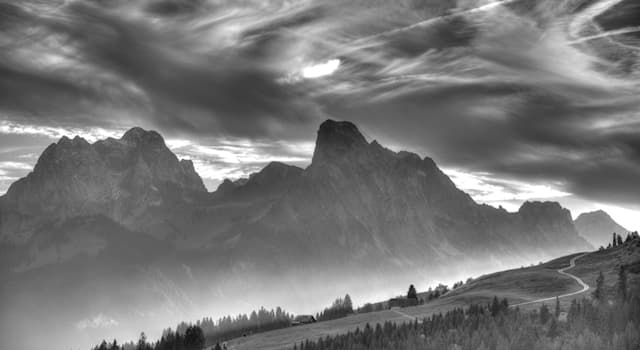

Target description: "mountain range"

left=0, top=120, right=593, bottom=350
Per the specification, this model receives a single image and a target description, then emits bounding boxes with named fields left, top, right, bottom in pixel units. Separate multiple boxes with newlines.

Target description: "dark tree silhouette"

left=344, top=294, right=353, bottom=310
left=490, top=296, right=501, bottom=317
left=407, top=285, right=417, bottom=299
left=593, top=271, right=605, bottom=301
left=617, top=266, right=628, bottom=302
left=539, top=304, right=550, bottom=324
left=136, top=333, right=150, bottom=350
left=184, top=325, right=205, bottom=350
left=617, top=234, right=624, bottom=246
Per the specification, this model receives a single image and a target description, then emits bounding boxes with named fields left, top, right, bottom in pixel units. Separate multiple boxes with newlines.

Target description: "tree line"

left=292, top=263, right=640, bottom=350
left=91, top=306, right=293, bottom=350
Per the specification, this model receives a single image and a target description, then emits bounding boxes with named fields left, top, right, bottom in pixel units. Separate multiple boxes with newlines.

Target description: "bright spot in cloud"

left=443, top=168, right=571, bottom=210
left=302, top=59, right=340, bottom=79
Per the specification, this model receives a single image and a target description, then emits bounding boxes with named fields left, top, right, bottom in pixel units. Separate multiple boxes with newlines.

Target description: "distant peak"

left=262, top=161, right=300, bottom=172
left=518, top=201, right=569, bottom=218
left=579, top=209, right=610, bottom=218
left=312, top=119, right=368, bottom=163
left=121, top=127, right=165, bottom=145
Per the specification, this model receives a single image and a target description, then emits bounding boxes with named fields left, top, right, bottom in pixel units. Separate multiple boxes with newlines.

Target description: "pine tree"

left=136, top=333, right=148, bottom=350
left=344, top=294, right=353, bottom=312
left=617, top=234, right=623, bottom=246
left=613, top=232, right=618, bottom=247
left=617, top=266, right=628, bottom=302
left=539, top=304, right=550, bottom=324
left=491, top=296, right=501, bottom=317
left=184, top=325, right=205, bottom=350
left=593, top=271, right=604, bottom=302
left=555, top=296, right=560, bottom=318
left=407, top=285, right=417, bottom=300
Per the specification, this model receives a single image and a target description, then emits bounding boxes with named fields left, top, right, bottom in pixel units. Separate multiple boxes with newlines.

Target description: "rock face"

left=574, top=210, right=629, bottom=247
left=0, top=127, right=205, bottom=242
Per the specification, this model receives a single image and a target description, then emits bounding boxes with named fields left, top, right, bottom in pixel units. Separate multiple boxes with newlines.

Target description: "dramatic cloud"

left=1, top=0, right=639, bottom=226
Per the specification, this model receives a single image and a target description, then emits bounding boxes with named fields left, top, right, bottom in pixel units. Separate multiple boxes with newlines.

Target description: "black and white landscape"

left=1, top=0, right=639, bottom=350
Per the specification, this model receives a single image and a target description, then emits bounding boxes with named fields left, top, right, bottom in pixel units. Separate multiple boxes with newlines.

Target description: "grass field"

left=220, top=242, right=640, bottom=350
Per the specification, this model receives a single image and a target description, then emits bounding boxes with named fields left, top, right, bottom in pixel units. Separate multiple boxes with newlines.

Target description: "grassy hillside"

left=222, top=240, right=640, bottom=350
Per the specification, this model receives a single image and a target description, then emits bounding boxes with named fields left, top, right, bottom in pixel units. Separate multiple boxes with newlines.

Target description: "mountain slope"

left=225, top=238, right=640, bottom=350
left=574, top=210, right=629, bottom=247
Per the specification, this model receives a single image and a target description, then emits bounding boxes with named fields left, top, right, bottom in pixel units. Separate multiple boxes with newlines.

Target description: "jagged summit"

left=121, top=126, right=166, bottom=146
left=312, top=119, right=369, bottom=164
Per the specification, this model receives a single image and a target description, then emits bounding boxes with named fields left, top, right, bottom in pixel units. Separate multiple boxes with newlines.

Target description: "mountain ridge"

left=0, top=119, right=592, bottom=350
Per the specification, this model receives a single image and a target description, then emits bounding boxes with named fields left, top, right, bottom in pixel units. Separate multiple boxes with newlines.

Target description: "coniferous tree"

left=613, top=232, right=618, bottom=247
left=539, top=304, right=550, bottom=324
left=490, top=296, right=501, bottom=317
left=617, top=234, right=624, bottom=246
left=593, top=271, right=605, bottom=301
left=500, top=297, right=509, bottom=312
left=136, top=333, right=149, bottom=350
left=407, top=285, right=417, bottom=300
left=617, top=266, right=628, bottom=302
left=184, top=325, right=205, bottom=350
left=555, top=296, right=560, bottom=318
left=344, top=294, right=353, bottom=312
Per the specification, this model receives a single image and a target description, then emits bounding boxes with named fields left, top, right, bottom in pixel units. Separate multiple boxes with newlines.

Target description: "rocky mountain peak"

left=121, top=126, right=163, bottom=143
left=518, top=201, right=573, bottom=223
left=2, top=127, right=206, bottom=236
left=312, top=119, right=369, bottom=164
left=576, top=209, right=611, bottom=221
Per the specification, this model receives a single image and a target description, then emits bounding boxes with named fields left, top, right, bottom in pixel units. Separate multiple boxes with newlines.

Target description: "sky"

left=1, top=0, right=639, bottom=230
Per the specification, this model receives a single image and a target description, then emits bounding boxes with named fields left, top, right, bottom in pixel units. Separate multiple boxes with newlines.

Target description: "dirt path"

left=512, top=252, right=590, bottom=307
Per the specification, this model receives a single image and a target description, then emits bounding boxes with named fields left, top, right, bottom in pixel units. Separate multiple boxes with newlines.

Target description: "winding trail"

left=512, top=252, right=590, bottom=307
